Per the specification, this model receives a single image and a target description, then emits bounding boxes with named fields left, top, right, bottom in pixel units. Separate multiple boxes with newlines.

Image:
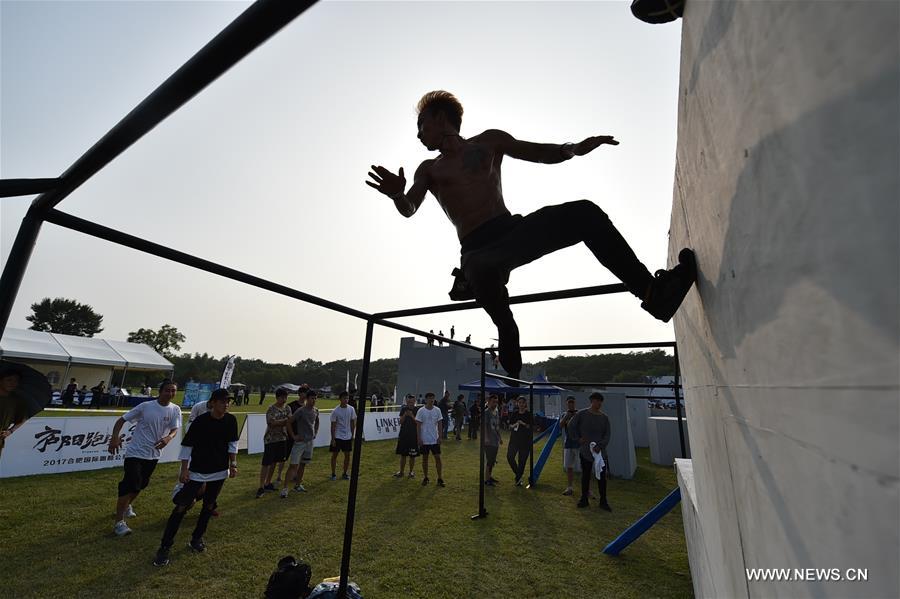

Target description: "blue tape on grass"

left=602, top=487, right=681, bottom=556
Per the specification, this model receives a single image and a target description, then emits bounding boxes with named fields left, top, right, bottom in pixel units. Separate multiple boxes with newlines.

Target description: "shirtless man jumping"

left=367, top=91, right=695, bottom=379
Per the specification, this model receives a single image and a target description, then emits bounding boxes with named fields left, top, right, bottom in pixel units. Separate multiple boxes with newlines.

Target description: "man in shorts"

left=560, top=396, right=581, bottom=496
left=483, top=394, right=502, bottom=486
left=415, top=392, right=445, bottom=487
left=108, top=379, right=181, bottom=536
left=257, top=388, right=291, bottom=498
left=281, top=389, right=319, bottom=497
left=393, top=394, right=419, bottom=478
left=329, top=391, right=356, bottom=481
left=152, top=388, right=238, bottom=566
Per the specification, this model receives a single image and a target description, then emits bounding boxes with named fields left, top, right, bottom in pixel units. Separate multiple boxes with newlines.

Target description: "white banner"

left=0, top=416, right=183, bottom=479
left=219, top=356, right=236, bottom=389
left=246, top=409, right=406, bottom=454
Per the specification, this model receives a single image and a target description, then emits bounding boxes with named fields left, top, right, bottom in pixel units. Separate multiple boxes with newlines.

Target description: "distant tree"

left=127, top=324, right=186, bottom=357
left=27, top=297, right=103, bottom=337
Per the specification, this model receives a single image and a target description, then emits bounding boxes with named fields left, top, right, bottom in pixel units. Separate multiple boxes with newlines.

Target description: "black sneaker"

left=341, top=473, right=350, bottom=480
left=577, top=498, right=589, bottom=508
left=515, top=478, right=524, bottom=487
left=421, top=477, right=430, bottom=486
left=189, top=537, right=206, bottom=552
left=255, top=487, right=265, bottom=499
left=437, top=479, right=445, bottom=487
left=153, top=547, right=170, bottom=567
left=485, top=479, right=495, bottom=487
left=641, top=248, right=697, bottom=322
left=263, top=483, right=276, bottom=492
left=392, top=471, right=403, bottom=478
left=599, top=501, right=612, bottom=512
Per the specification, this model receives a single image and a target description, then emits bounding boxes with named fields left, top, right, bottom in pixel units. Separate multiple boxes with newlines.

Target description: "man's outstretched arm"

left=366, top=161, right=431, bottom=218
left=483, top=129, right=619, bottom=164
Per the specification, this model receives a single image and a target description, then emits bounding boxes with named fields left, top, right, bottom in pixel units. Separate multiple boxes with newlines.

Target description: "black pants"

left=160, top=478, right=225, bottom=548
left=507, top=440, right=530, bottom=482
left=460, top=201, right=653, bottom=377
left=580, top=455, right=608, bottom=502
left=468, top=418, right=479, bottom=439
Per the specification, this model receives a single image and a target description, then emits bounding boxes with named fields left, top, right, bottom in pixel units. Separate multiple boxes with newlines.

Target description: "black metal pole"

left=373, top=283, right=628, bottom=319
left=0, top=207, right=45, bottom=333
left=528, top=383, right=534, bottom=486
left=472, top=350, right=487, bottom=519
left=673, top=344, right=687, bottom=458
left=0, top=178, right=59, bottom=198
left=337, top=319, right=374, bottom=599
left=32, top=0, right=318, bottom=214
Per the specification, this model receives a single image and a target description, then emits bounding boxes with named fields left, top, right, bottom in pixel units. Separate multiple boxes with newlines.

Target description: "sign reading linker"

left=0, top=416, right=183, bottom=479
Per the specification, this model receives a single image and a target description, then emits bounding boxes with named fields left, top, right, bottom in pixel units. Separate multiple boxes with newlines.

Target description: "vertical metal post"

left=337, top=319, right=374, bottom=599
left=472, top=350, right=487, bottom=519
left=673, top=344, right=687, bottom=458
left=528, top=383, right=535, bottom=486
left=0, top=207, right=45, bottom=333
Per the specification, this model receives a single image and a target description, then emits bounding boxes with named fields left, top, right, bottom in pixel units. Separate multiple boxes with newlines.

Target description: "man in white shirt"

left=108, top=379, right=181, bottom=537
left=329, top=391, right=356, bottom=481
left=415, top=392, right=445, bottom=487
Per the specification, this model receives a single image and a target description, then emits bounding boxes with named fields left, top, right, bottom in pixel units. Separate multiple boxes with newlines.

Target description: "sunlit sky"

left=1, top=1, right=682, bottom=365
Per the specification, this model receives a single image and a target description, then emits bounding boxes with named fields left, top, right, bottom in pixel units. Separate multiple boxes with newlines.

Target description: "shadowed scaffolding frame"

left=0, top=1, right=686, bottom=595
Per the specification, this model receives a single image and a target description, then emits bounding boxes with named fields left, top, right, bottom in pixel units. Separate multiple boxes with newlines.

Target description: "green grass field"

left=0, top=437, right=692, bottom=598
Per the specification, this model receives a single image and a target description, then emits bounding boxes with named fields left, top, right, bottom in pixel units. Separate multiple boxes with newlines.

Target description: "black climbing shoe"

left=642, top=248, right=697, bottom=322
left=630, top=0, right=685, bottom=24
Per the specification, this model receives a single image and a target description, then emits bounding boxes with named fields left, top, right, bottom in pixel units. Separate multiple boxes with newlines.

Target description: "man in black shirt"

left=393, top=394, right=419, bottom=478
left=438, top=391, right=451, bottom=440
left=153, top=388, right=239, bottom=566
left=468, top=395, right=480, bottom=440
left=506, top=396, right=533, bottom=486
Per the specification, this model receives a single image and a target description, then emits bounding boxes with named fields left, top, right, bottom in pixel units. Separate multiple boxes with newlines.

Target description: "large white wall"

left=669, top=1, right=899, bottom=598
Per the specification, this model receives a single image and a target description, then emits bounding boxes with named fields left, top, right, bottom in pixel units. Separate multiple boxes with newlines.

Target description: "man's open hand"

left=366, top=165, right=406, bottom=197
left=574, top=136, right=619, bottom=156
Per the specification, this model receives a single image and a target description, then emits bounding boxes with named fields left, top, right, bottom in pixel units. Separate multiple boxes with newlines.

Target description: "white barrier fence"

left=246, top=408, right=406, bottom=454
left=0, top=416, right=183, bottom=479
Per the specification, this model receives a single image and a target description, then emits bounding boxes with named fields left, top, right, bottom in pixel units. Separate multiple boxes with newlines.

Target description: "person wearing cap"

left=393, top=394, right=419, bottom=478
left=152, top=388, right=238, bottom=566
left=108, top=379, right=181, bottom=537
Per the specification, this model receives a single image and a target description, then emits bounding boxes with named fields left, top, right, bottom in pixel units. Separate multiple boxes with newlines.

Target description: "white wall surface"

left=670, top=1, right=899, bottom=597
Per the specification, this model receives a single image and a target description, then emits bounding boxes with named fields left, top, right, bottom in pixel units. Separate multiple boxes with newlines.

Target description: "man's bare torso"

left=421, top=131, right=509, bottom=241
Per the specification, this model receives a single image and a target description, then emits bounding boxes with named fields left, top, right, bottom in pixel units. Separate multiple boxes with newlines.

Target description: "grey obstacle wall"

left=669, top=1, right=899, bottom=598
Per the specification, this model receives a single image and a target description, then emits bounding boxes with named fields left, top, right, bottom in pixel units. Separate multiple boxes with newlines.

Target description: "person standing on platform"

left=415, top=392, right=445, bottom=487
left=483, top=394, right=502, bottom=485
left=506, top=396, right=533, bottom=486
left=572, top=392, right=611, bottom=511
left=393, top=394, right=419, bottom=478
left=450, top=325, right=455, bottom=340
left=560, top=396, right=581, bottom=496
left=152, top=388, right=238, bottom=566
left=256, top=388, right=291, bottom=498
left=108, top=379, right=181, bottom=536
left=329, top=391, right=356, bottom=481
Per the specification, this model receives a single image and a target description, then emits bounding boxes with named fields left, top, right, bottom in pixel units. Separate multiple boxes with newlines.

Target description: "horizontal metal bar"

left=546, top=381, right=681, bottom=389
left=484, top=371, right=535, bottom=387
left=44, top=209, right=370, bottom=321
left=32, top=0, right=317, bottom=213
left=520, top=341, right=676, bottom=352
left=373, top=283, right=628, bottom=319
left=0, top=178, right=60, bottom=198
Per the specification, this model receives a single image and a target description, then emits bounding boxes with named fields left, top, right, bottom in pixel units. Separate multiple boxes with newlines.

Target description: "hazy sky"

left=1, top=1, right=682, bottom=365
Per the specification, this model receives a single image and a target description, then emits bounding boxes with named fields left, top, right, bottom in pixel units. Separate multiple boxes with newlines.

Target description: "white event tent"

left=0, top=327, right=173, bottom=391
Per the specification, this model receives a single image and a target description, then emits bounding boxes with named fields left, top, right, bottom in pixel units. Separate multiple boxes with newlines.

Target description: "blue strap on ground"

left=602, top=487, right=682, bottom=556
left=532, top=424, right=552, bottom=445
left=529, top=418, right=561, bottom=485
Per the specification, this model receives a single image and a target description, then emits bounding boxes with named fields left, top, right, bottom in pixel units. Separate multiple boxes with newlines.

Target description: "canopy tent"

left=458, top=376, right=514, bottom=392
left=0, top=327, right=173, bottom=372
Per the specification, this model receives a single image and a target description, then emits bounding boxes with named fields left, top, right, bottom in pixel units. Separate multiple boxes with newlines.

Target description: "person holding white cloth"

left=570, top=392, right=611, bottom=511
